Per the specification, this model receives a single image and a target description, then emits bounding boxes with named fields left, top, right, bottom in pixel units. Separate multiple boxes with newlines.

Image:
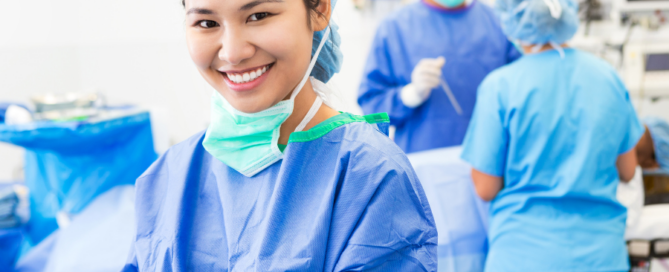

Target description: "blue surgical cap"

left=495, top=0, right=580, bottom=45
left=644, top=117, right=669, bottom=173
left=310, top=4, right=343, bottom=83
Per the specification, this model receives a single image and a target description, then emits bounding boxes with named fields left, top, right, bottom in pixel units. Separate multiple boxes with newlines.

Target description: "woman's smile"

left=219, top=63, right=274, bottom=92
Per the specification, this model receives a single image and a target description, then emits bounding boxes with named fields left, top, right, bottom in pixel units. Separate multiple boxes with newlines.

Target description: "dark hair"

left=181, top=0, right=325, bottom=26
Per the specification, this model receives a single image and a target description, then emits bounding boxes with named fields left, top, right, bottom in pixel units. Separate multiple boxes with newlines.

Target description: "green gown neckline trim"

left=276, top=112, right=389, bottom=152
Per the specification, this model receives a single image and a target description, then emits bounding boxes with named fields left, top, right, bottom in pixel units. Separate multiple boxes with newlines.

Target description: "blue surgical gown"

left=123, top=113, right=438, bottom=271
left=461, top=49, right=645, bottom=272
left=357, top=1, right=521, bottom=154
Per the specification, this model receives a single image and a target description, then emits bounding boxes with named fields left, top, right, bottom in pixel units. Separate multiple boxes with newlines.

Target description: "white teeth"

left=226, top=64, right=270, bottom=84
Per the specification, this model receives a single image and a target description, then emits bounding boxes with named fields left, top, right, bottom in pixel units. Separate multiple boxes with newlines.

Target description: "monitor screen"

left=646, top=53, right=669, bottom=71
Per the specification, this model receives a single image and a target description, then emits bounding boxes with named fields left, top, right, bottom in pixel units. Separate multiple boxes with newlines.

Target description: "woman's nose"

left=218, top=28, right=255, bottom=66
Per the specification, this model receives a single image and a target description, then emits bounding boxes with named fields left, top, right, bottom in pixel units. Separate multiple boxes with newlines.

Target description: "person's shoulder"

left=574, top=50, right=622, bottom=82
left=570, top=49, right=627, bottom=91
left=138, top=130, right=207, bottom=180
left=335, top=116, right=415, bottom=173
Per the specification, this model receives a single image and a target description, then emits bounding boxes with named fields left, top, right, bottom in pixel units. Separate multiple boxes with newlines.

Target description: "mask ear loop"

left=294, top=96, right=323, bottom=132
left=289, top=25, right=332, bottom=102
left=549, top=41, right=565, bottom=59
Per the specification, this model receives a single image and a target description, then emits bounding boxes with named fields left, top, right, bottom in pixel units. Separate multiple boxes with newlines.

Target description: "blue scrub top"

left=461, top=49, right=644, bottom=272
left=357, top=1, right=521, bottom=154
left=123, top=113, right=438, bottom=271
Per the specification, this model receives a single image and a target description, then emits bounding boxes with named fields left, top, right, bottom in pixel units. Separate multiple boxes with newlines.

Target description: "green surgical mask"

left=202, top=28, right=330, bottom=177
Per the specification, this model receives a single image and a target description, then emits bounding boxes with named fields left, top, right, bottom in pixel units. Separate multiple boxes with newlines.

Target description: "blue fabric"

left=123, top=116, right=437, bottom=271
left=311, top=22, right=343, bottom=83
left=358, top=1, right=521, bottom=154
left=408, top=147, right=489, bottom=272
left=461, top=49, right=644, bottom=271
left=496, top=0, right=579, bottom=45
left=13, top=185, right=136, bottom=272
left=0, top=112, right=156, bottom=243
left=14, top=229, right=59, bottom=272
left=643, top=117, right=669, bottom=173
left=0, top=228, right=24, bottom=271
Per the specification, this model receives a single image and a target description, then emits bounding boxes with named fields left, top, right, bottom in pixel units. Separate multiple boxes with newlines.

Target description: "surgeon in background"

left=357, top=0, right=521, bottom=153
left=460, top=0, right=643, bottom=270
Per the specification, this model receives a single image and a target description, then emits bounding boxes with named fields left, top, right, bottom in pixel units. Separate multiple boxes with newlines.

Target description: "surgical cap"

left=495, top=0, right=579, bottom=45
left=310, top=1, right=343, bottom=83
left=644, top=117, right=669, bottom=173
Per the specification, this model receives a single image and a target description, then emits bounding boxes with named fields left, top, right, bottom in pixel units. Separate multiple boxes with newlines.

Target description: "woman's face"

left=185, top=0, right=316, bottom=113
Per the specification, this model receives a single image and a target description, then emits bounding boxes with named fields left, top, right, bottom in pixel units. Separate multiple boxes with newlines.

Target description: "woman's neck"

left=278, top=80, right=339, bottom=145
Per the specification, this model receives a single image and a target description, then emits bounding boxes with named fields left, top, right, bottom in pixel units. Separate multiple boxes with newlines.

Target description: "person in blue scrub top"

left=460, top=0, right=644, bottom=270
left=122, top=0, right=438, bottom=270
left=357, top=0, right=521, bottom=154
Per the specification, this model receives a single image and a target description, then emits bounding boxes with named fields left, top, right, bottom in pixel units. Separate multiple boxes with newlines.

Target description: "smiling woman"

left=121, top=0, right=438, bottom=271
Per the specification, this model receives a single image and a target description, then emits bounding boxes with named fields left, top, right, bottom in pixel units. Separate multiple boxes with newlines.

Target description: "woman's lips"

left=220, top=63, right=273, bottom=92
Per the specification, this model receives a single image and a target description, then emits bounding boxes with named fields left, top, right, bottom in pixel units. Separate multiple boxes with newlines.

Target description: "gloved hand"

left=401, top=57, right=446, bottom=108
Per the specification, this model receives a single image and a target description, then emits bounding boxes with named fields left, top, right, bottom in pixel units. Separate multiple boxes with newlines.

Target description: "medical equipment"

left=31, top=92, right=105, bottom=121
left=440, top=80, right=463, bottom=115
left=628, top=239, right=669, bottom=272
left=624, top=43, right=669, bottom=98
left=643, top=173, right=669, bottom=205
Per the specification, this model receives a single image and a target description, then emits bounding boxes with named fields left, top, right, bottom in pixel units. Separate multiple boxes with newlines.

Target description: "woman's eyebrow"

left=240, top=0, right=284, bottom=11
left=187, top=8, right=216, bottom=15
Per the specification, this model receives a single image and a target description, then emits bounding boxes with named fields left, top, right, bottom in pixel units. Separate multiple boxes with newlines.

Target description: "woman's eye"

left=248, top=12, right=269, bottom=22
left=197, top=20, right=219, bottom=28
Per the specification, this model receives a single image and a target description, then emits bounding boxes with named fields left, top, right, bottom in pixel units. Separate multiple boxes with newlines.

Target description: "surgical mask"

left=436, top=0, right=467, bottom=8
left=203, top=27, right=331, bottom=177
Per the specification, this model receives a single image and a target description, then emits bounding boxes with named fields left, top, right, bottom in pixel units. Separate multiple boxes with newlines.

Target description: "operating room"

left=1, top=0, right=669, bottom=271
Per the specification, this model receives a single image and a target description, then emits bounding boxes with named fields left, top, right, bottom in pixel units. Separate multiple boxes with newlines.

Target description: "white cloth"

left=618, top=167, right=669, bottom=240
left=5, top=105, right=32, bottom=125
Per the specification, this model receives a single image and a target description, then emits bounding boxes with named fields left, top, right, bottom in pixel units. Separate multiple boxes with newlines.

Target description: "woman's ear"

left=311, top=0, right=331, bottom=32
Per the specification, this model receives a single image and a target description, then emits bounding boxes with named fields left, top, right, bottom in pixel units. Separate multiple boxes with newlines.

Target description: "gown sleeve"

left=332, top=155, right=438, bottom=272
left=357, top=21, right=417, bottom=126
left=461, top=74, right=510, bottom=177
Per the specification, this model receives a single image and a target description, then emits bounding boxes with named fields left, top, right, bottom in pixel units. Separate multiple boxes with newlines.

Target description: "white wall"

left=0, top=0, right=404, bottom=181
